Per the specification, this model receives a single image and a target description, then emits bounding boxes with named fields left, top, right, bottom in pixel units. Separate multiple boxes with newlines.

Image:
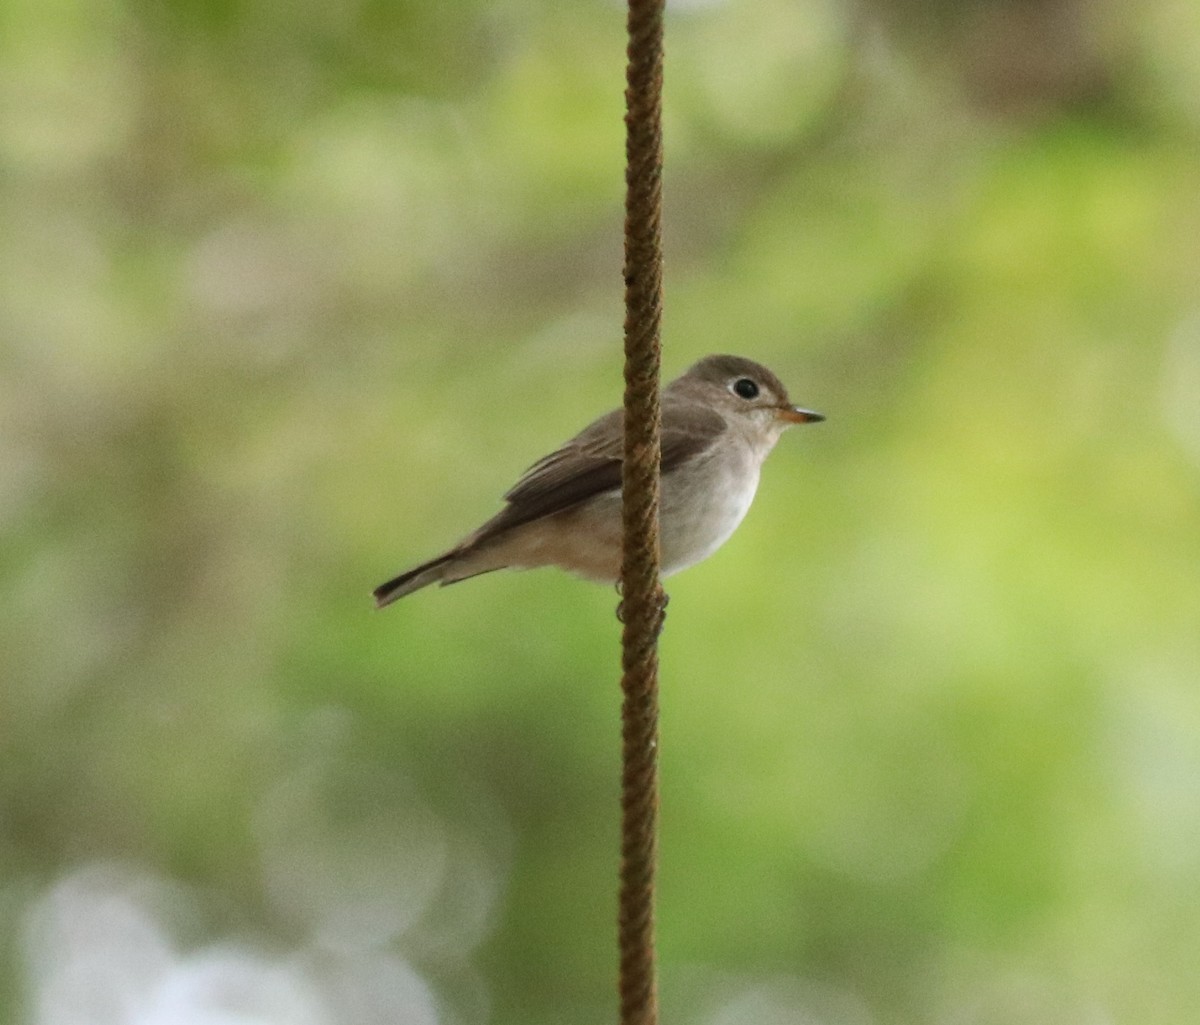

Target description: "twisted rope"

left=618, top=1, right=666, bottom=1023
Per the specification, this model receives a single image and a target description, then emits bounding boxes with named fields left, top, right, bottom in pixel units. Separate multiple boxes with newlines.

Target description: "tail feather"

left=372, top=553, right=455, bottom=609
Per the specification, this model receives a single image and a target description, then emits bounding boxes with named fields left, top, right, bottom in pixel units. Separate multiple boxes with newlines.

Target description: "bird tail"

left=372, top=553, right=455, bottom=609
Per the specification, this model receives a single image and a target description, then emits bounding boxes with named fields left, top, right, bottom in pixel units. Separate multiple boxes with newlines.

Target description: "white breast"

left=658, top=440, right=763, bottom=577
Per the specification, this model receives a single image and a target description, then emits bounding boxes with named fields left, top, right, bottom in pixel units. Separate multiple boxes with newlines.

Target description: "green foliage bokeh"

left=2, top=1, right=1200, bottom=1023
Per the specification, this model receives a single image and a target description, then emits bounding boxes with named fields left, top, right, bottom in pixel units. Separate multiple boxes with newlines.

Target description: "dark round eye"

left=732, top=378, right=759, bottom=400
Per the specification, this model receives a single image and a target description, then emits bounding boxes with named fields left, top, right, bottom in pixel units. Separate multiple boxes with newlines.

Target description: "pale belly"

left=659, top=450, right=760, bottom=576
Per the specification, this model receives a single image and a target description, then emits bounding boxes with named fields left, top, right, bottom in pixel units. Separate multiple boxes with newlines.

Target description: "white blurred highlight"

left=22, top=744, right=510, bottom=1025
left=24, top=866, right=178, bottom=1025
left=22, top=864, right=442, bottom=1025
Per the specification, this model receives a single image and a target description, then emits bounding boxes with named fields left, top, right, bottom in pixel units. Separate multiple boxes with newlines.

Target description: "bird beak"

left=777, top=406, right=825, bottom=424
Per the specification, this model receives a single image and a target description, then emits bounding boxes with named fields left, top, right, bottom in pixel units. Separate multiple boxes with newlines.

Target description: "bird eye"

left=732, top=378, right=759, bottom=400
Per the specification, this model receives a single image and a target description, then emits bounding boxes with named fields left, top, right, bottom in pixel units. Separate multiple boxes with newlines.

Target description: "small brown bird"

left=373, top=354, right=823, bottom=607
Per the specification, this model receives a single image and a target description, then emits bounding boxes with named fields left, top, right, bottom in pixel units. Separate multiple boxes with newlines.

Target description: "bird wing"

left=468, top=401, right=727, bottom=541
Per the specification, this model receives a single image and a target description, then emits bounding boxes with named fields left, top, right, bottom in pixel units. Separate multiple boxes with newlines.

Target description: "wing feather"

left=468, top=401, right=726, bottom=542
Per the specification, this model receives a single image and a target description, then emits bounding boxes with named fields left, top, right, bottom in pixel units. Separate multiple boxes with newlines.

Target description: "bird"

left=373, top=354, right=823, bottom=607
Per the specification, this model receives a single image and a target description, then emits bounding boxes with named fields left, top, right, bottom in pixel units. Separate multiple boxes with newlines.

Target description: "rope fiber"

left=618, top=1, right=666, bottom=1023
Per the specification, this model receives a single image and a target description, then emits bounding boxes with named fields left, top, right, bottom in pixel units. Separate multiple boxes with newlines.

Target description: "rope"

left=618, top=1, right=666, bottom=1023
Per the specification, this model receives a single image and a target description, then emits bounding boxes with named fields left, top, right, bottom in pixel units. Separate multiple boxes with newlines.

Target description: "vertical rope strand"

left=619, top=1, right=666, bottom=1024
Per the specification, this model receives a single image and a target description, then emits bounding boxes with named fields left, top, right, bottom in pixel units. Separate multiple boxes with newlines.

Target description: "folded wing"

left=471, top=402, right=726, bottom=543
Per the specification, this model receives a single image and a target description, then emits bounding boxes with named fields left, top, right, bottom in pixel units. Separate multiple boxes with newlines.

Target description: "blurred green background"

left=3, top=0, right=1200, bottom=1022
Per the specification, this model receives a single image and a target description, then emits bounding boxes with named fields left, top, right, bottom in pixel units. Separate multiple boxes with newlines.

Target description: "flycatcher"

left=373, top=354, right=823, bottom=607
